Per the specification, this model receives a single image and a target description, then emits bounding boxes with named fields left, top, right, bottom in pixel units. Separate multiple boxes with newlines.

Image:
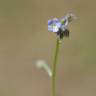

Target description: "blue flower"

left=48, top=13, right=76, bottom=33
left=48, top=13, right=76, bottom=39
left=48, top=18, right=61, bottom=32
left=48, top=17, right=69, bottom=33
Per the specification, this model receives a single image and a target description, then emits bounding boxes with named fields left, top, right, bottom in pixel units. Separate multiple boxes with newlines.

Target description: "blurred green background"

left=0, top=0, right=96, bottom=96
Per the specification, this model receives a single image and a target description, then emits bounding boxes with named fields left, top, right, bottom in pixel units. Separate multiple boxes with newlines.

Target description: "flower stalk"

left=52, top=38, right=61, bottom=96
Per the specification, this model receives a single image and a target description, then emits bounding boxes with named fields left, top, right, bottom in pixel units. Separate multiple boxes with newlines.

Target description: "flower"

left=48, top=13, right=76, bottom=39
left=48, top=18, right=61, bottom=32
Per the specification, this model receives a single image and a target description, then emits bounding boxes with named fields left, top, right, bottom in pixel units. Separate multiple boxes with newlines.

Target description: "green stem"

left=52, top=38, right=61, bottom=96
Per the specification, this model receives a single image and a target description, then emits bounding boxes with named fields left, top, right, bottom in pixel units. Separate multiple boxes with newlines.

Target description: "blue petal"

left=48, top=25, right=53, bottom=32
left=48, top=20, right=53, bottom=25
left=52, top=26, right=59, bottom=32
left=48, top=25, right=59, bottom=32
left=52, top=18, right=59, bottom=23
